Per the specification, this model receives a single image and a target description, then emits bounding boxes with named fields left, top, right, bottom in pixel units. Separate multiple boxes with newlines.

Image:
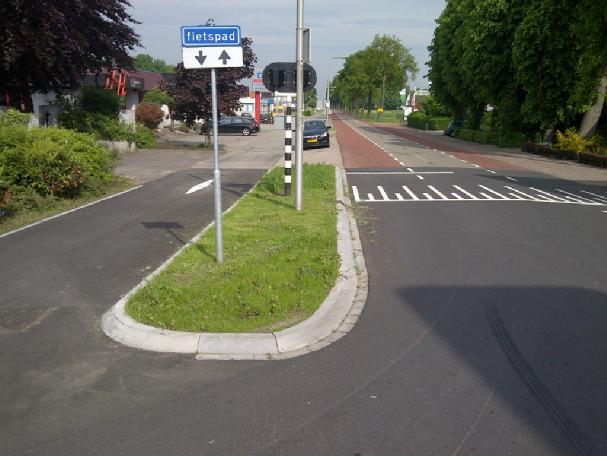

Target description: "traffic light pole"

left=295, top=0, right=304, bottom=211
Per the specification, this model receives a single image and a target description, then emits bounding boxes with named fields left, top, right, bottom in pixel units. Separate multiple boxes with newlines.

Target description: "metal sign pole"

left=295, top=0, right=305, bottom=211
left=210, top=68, right=224, bottom=263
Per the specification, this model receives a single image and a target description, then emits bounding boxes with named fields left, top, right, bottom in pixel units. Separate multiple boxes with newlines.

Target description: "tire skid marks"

left=351, top=182, right=607, bottom=207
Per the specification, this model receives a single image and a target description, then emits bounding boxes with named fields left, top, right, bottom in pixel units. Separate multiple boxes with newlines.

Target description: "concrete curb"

left=102, top=167, right=368, bottom=360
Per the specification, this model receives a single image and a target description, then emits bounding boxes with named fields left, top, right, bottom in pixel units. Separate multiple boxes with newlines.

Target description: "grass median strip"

left=126, top=164, right=339, bottom=333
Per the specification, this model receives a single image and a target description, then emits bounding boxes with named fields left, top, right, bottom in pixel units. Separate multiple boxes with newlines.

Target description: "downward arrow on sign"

left=219, top=50, right=231, bottom=65
left=195, top=50, right=206, bottom=65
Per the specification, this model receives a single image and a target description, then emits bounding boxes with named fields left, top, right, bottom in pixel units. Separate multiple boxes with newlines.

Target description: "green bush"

left=454, top=129, right=476, bottom=141
left=473, top=130, right=496, bottom=144
left=59, top=110, right=137, bottom=143
left=78, top=87, right=121, bottom=116
left=427, top=117, right=450, bottom=130
left=134, top=125, right=156, bottom=149
left=456, top=128, right=524, bottom=148
left=303, top=110, right=313, bottom=116
left=0, top=126, right=115, bottom=208
left=407, top=112, right=428, bottom=129
left=407, top=112, right=449, bottom=130
left=0, top=108, right=31, bottom=127
left=578, top=151, right=607, bottom=167
left=143, top=88, right=173, bottom=106
left=496, top=132, right=525, bottom=148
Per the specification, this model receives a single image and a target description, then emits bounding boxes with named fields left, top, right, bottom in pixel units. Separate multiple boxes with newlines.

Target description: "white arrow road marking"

left=185, top=179, right=213, bottom=195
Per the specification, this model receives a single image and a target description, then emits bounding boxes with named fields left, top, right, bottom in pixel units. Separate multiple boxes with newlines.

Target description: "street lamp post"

left=326, top=57, right=346, bottom=123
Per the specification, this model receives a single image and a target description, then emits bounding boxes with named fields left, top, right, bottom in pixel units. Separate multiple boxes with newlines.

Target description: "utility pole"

left=295, top=0, right=304, bottom=211
left=326, top=57, right=346, bottom=123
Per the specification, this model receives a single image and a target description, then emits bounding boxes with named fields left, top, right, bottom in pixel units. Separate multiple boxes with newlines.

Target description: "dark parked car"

left=303, top=120, right=330, bottom=149
left=260, top=113, right=273, bottom=124
left=202, top=116, right=259, bottom=136
left=444, top=120, right=464, bottom=136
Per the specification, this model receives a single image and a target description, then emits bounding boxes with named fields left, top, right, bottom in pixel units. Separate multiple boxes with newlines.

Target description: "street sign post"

left=181, top=25, right=245, bottom=263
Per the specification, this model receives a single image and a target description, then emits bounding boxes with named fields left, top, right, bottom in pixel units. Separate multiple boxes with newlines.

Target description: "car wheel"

left=242, top=128, right=251, bottom=136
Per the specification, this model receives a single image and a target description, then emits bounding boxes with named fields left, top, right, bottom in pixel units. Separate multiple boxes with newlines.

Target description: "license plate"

left=308, top=138, right=318, bottom=143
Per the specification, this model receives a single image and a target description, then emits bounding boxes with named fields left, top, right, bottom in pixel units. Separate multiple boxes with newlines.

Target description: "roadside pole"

left=181, top=24, right=244, bottom=263
left=295, top=0, right=305, bottom=211
left=284, top=105, right=293, bottom=195
left=210, top=68, right=224, bottom=263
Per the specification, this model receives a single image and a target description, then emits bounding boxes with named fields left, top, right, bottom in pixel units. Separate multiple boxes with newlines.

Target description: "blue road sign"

left=181, top=26, right=241, bottom=48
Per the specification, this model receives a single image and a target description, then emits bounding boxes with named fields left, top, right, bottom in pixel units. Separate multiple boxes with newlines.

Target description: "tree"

left=331, top=36, right=417, bottom=117
left=133, top=54, right=175, bottom=73
left=366, top=35, right=418, bottom=119
left=0, top=0, right=140, bottom=111
left=428, top=0, right=607, bottom=142
left=574, top=0, right=607, bottom=137
left=143, top=88, right=174, bottom=106
left=170, top=32, right=256, bottom=139
left=305, top=88, right=318, bottom=110
left=513, top=0, right=579, bottom=140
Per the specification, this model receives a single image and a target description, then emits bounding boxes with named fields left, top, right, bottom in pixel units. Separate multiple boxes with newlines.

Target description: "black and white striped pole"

left=284, top=105, right=293, bottom=195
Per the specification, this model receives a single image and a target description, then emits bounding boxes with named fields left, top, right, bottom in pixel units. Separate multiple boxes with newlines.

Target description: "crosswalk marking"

left=378, top=186, right=390, bottom=201
left=428, top=186, right=448, bottom=200
left=504, top=186, right=539, bottom=200
left=529, top=187, right=569, bottom=203
left=402, top=186, right=419, bottom=200
left=581, top=190, right=607, bottom=203
left=478, top=185, right=507, bottom=199
left=350, top=183, right=606, bottom=207
left=556, top=189, right=596, bottom=203
left=454, top=185, right=478, bottom=199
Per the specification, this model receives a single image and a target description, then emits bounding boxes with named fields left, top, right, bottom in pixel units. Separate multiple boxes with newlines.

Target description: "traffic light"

left=262, top=62, right=316, bottom=93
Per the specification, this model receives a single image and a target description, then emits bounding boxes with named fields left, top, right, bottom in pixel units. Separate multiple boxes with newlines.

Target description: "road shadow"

left=397, top=285, right=607, bottom=455
left=141, top=221, right=186, bottom=245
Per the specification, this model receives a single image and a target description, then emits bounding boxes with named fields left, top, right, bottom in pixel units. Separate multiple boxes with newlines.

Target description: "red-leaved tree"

left=0, top=0, right=140, bottom=111
left=170, top=23, right=257, bottom=134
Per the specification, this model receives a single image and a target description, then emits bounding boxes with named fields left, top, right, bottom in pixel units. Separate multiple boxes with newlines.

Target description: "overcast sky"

left=128, top=0, right=446, bottom=99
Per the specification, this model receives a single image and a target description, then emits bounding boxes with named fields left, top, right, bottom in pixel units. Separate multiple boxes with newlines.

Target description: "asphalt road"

left=1, top=117, right=606, bottom=455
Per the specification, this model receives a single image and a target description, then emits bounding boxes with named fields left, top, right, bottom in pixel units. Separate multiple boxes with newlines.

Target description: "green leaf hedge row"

left=407, top=112, right=450, bottom=130
left=521, top=142, right=606, bottom=167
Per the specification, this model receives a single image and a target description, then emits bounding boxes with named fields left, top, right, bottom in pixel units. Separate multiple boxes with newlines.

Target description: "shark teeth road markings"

left=185, top=179, right=213, bottom=194
left=351, top=183, right=607, bottom=207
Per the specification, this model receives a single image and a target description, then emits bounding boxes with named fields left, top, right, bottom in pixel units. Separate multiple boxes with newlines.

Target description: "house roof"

left=124, top=69, right=166, bottom=91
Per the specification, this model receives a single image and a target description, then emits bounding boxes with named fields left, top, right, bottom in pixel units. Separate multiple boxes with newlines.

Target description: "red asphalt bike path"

left=346, top=114, right=526, bottom=172
left=332, top=115, right=401, bottom=169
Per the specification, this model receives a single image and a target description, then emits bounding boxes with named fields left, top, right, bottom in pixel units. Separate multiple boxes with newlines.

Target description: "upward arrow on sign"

left=219, top=50, right=231, bottom=65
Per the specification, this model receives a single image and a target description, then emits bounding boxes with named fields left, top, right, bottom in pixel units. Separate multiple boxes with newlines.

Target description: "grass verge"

left=126, top=164, right=339, bottom=333
left=0, top=176, right=135, bottom=236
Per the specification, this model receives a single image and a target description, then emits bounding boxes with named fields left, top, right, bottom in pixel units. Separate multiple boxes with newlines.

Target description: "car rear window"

left=305, top=121, right=325, bottom=129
